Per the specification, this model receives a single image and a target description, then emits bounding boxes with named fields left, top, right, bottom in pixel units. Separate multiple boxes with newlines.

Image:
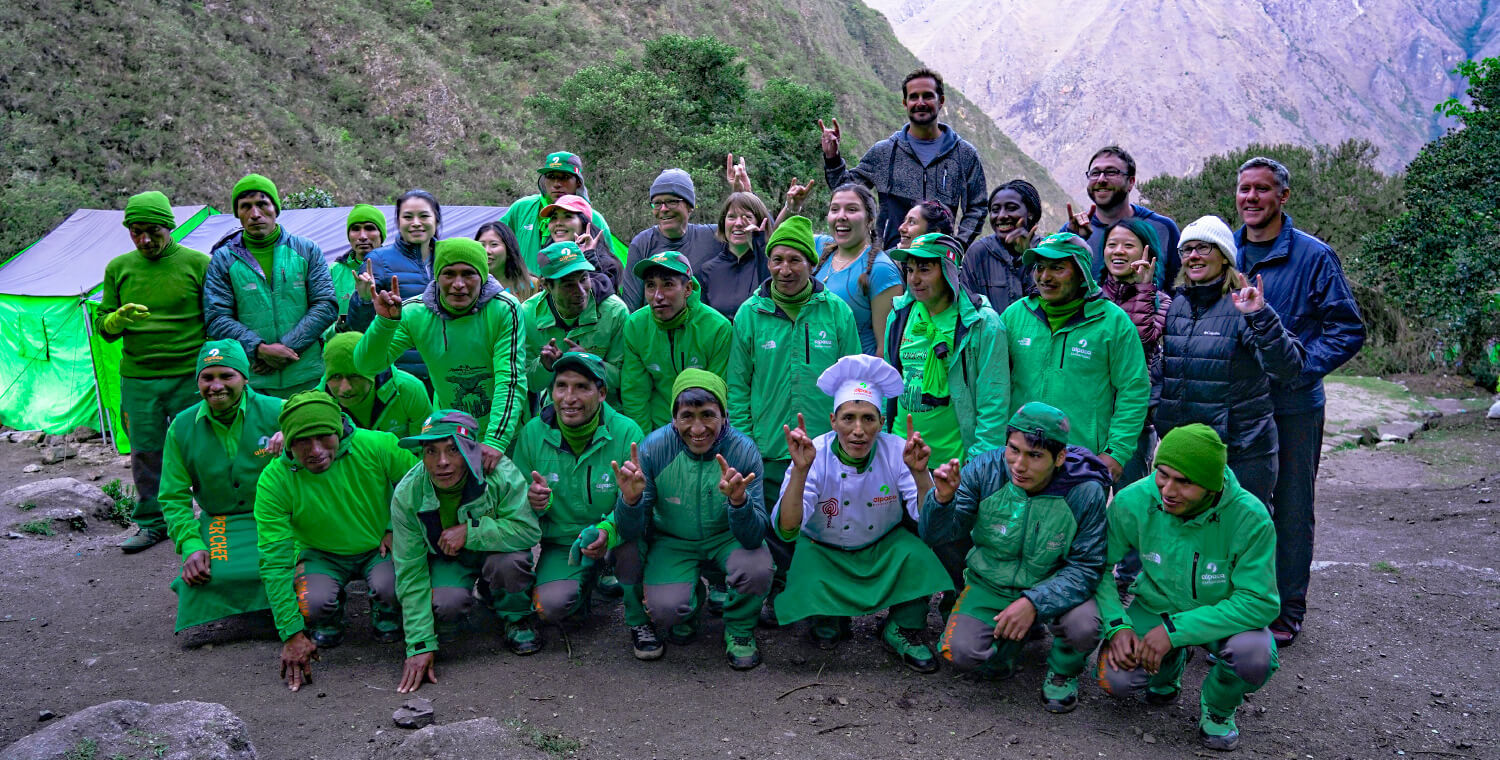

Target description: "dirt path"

left=1, top=418, right=1497, bottom=759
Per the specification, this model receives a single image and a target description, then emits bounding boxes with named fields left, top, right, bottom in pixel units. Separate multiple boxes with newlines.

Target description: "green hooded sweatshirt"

left=510, top=402, right=643, bottom=545
left=500, top=195, right=616, bottom=272
left=254, top=421, right=418, bottom=640
left=999, top=246, right=1150, bottom=463
left=1095, top=467, right=1279, bottom=647
left=390, top=455, right=540, bottom=657
left=728, top=279, right=861, bottom=461
left=619, top=291, right=733, bottom=432
left=882, top=256, right=1012, bottom=459
left=520, top=287, right=630, bottom=406
left=352, top=276, right=527, bottom=451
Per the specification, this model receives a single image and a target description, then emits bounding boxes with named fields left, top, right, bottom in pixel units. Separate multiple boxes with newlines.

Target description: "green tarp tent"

left=0, top=206, right=214, bottom=452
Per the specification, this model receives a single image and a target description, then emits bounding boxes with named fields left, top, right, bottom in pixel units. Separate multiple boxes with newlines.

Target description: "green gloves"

left=103, top=303, right=151, bottom=333
left=569, top=527, right=602, bottom=568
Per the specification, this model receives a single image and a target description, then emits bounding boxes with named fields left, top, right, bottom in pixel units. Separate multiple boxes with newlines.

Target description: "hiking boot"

left=880, top=623, right=938, bottom=674
left=595, top=573, right=624, bottom=599
left=310, top=625, right=345, bottom=649
left=119, top=527, right=166, bottom=553
left=1145, top=686, right=1182, bottom=706
left=1199, top=708, right=1241, bottom=751
left=1041, top=670, right=1079, bottom=713
left=706, top=581, right=728, bottom=617
left=808, top=617, right=850, bottom=650
left=725, top=632, right=761, bottom=670
left=504, top=619, right=543, bottom=655
left=630, top=623, right=663, bottom=661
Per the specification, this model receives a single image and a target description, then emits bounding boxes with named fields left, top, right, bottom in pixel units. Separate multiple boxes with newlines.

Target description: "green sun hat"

left=631, top=250, right=693, bottom=279
left=1007, top=402, right=1072, bottom=446
left=889, top=232, right=963, bottom=264
left=399, top=409, right=487, bottom=481
left=537, top=241, right=596, bottom=280
left=553, top=351, right=608, bottom=384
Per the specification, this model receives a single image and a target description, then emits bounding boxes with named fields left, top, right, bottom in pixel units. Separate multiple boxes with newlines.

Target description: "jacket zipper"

left=667, top=330, right=679, bottom=374
left=586, top=465, right=593, bottom=509
left=1191, top=551, right=1200, bottom=600
left=1009, top=495, right=1033, bottom=589
left=804, top=323, right=811, bottom=363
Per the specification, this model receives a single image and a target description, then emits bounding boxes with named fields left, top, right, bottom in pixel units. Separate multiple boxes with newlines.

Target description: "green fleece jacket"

left=614, top=424, right=767, bottom=548
left=1096, top=467, right=1280, bottom=647
left=728, top=279, right=860, bottom=461
left=159, top=390, right=285, bottom=558
left=352, top=276, right=527, bottom=451
left=510, top=402, right=643, bottom=545
left=520, top=286, right=629, bottom=406
left=619, top=293, right=733, bottom=432
left=883, top=256, right=1011, bottom=459
left=390, top=459, right=540, bottom=656
left=1000, top=245, right=1149, bottom=463
left=96, top=243, right=212, bottom=377
left=254, top=422, right=418, bottom=640
left=325, top=368, right=433, bottom=438
left=329, top=252, right=363, bottom=318
left=500, top=194, right=615, bottom=271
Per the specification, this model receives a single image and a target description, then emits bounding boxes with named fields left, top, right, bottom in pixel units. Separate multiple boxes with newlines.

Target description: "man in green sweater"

left=499, top=152, right=616, bottom=271
left=521, top=242, right=630, bottom=408
left=619, top=251, right=733, bottom=432
left=391, top=409, right=542, bottom=692
left=254, top=391, right=418, bottom=691
left=204, top=173, right=339, bottom=399
left=322, top=332, right=433, bottom=438
left=97, top=190, right=212, bottom=552
left=1058, top=424, right=1280, bottom=751
left=330, top=204, right=387, bottom=328
left=161, top=340, right=284, bottom=632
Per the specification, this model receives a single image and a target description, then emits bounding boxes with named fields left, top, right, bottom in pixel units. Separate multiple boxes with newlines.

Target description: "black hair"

left=824, top=183, right=882, bottom=295
left=473, top=220, right=534, bottom=300
left=1007, top=426, right=1066, bottom=457
left=640, top=265, right=691, bottom=287
left=672, top=388, right=723, bottom=416
left=916, top=200, right=955, bottom=237
left=902, top=68, right=945, bottom=100
left=989, top=179, right=1042, bottom=229
left=396, top=189, right=443, bottom=243
left=1089, top=146, right=1137, bottom=178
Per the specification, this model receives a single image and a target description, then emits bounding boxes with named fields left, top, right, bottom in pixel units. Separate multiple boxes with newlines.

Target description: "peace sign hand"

left=1231, top=272, right=1266, bottom=314
left=902, top=414, right=932, bottom=473
left=818, top=118, right=842, bottom=160
left=932, top=458, right=962, bottom=504
left=373, top=274, right=403, bottom=320
left=716, top=454, right=758, bottom=506
left=611, top=443, right=645, bottom=506
left=784, top=413, right=816, bottom=472
left=784, top=177, right=817, bottom=214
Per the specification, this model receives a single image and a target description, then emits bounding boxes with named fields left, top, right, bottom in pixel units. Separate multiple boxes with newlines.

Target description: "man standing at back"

left=1062, top=146, right=1183, bottom=286
left=500, top=152, right=616, bottom=271
left=1233, top=156, right=1364, bottom=648
left=821, top=68, right=988, bottom=250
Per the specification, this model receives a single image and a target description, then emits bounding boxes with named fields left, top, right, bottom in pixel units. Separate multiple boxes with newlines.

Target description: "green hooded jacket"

left=254, top=421, right=418, bottom=640
left=615, top=423, right=767, bottom=549
left=325, top=368, right=434, bottom=439
left=500, top=194, right=615, bottom=272
left=1095, top=467, right=1280, bottom=647
left=390, top=456, right=540, bottom=657
left=329, top=252, right=362, bottom=318
left=352, top=276, right=527, bottom=451
left=882, top=256, right=1011, bottom=459
left=619, top=293, right=733, bottom=432
left=999, top=245, right=1150, bottom=464
left=159, top=389, right=285, bottom=558
left=728, top=279, right=861, bottom=461
left=520, top=286, right=630, bottom=407
left=510, top=402, right=643, bottom=545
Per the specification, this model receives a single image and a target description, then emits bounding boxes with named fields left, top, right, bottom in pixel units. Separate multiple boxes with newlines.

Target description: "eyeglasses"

left=649, top=199, right=686, bottom=210
left=1181, top=243, right=1219, bottom=257
left=1084, top=168, right=1128, bottom=180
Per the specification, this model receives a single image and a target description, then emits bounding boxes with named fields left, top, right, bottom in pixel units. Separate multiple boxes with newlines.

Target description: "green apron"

left=170, top=512, right=271, bottom=632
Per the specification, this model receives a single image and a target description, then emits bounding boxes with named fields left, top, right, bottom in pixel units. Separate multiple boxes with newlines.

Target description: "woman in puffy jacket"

left=1155, top=215, right=1304, bottom=507
left=1098, top=218, right=1170, bottom=485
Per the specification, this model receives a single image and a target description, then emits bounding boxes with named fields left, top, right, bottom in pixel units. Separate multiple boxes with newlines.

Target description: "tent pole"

left=79, top=298, right=113, bottom=450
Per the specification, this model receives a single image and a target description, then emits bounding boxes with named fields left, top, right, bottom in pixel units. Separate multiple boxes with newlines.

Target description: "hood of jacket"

left=420, top=274, right=506, bottom=320
left=1037, top=445, right=1114, bottom=498
left=891, top=249, right=986, bottom=327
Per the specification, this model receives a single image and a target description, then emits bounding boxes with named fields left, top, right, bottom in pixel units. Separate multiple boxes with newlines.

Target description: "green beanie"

left=231, top=173, right=281, bottom=213
left=1155, top=424, right=1227, bottom=492
left=279, top=390, right=344, bottom=443
left=434, top=237, right=489, bottom=279
left=196, top=339, right=251, bottom=380
left=766, top=215, right=818, bottom=266
left=122, top=191, right=176, bottom=229
left=346, top=204, right=387, bottom=242
left=322, top=332, right=370, bottom=380
left=671, top=368, right=728, bottom=413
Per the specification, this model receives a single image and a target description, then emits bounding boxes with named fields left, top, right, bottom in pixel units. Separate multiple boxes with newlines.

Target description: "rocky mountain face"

left=865, top=0, right=1500, bottom=199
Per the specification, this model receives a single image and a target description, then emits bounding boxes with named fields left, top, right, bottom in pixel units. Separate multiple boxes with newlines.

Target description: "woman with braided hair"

left=961, top=179, right=1043, bottom=313
left=812, top=183, right=904, bottom=357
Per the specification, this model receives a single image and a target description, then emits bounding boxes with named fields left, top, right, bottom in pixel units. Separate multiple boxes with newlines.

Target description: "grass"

left=18, top=519, right=54, bottom=536
left=63, top=739, right=97, bottom=760
left=505, top=719, right=583, bottom=758
left=1371, top=560, right=1399, bottom=573
left=18, top=501, right=35, bottom=511
left=101, top=479, right=136, bottom=527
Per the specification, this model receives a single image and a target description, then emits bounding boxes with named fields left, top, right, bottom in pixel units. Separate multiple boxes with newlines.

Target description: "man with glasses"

left=1061, top=146, right=1183, bottom=286
left=621, top=169, right=724, bottom=311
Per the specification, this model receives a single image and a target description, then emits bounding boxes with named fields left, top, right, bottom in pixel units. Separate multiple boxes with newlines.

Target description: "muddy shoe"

left=119, top=528, right=166, bottom=553
left=706, top=581, right=728, bottom=617
left=630, top=623, right=663, bottom=660
left=310, top=625, right=345, bottom=649
left=505, top=620, right=543, bottom=656
left=1198, top=708, right=1241, bottom=751
left=725, top=632, right=761, bottom=670
left=880, top=623, right=938, bottom=674
left=1041, top=670, right=1079, bottom=713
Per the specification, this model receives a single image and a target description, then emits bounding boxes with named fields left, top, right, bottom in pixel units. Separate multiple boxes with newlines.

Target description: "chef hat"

left=816, top=354, right=905, bottom=414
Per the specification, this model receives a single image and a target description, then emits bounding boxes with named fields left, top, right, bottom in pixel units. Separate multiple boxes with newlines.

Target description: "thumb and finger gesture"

left=784, top=413, right=815, bottom=469
left=933, top=458, right=962, bottom=501
left=716, top=454, right=757, bottom=504
left=1231, top=272, right=1265, bottom=313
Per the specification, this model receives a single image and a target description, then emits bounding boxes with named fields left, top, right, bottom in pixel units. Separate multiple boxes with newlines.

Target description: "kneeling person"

left=323, top=331, right=434, bottom=437
left=921, top=402, right=1110, bottom=713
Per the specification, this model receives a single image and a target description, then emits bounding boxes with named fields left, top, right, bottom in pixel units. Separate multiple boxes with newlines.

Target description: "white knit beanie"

left=1179, top=215, right=1238, bottom=262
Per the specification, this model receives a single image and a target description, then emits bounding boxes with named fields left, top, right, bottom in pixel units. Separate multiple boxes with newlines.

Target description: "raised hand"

left=1002, top=223, right=1039, bottom=252
left=1231, top=272, right=1266, bottom=314
left=1065, top=203, right=1096, bottom=239
left=902, top=414, right=931, bottom=472
left=716, top=453, right=757, bottom=506
left=932, top=458, right=962, bottom=503
left=562, top=337, right=584, bottom=353
left=356, top=260, right=376, bottom=301
left=1129, top=253, right=1158, bottom=285
left=818, top=118, right=842, bottom=160
left=373, top=275, right=403, bottom=320
left=725, top=153, right=752, bottom=193
left=539, top=338, right=564, bottom=372
left=612, top=442, right=645, bottom=505
left=573, top=231, right=594, bottom=250
left=784, top=413, right=816, bottom=472
left=784, top=177, right=817, bottom=214
left=528, top=470, right=552, bottom=512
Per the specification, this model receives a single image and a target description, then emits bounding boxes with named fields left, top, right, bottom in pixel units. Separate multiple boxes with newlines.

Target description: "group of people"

left=95, top=66, right=1363, bottom=752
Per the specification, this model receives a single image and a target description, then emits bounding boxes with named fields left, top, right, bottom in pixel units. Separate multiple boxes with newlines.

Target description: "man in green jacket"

left=613, top=370, right=772, bottom=670
left=254, top=391, right=417, bottom=691
left=500, top=151, right=616, bottom=271
left=1060, top=424, right=1280, bottom=752
left=97, top=190, right=213, bottom=552
left=521, top=242, right=630, bottom=408
left=161, top=340, right=284, bottom=632
left=204, top=174, right=339, bottom=399
left=322, top=332, right=433, bottom=438
left=1001, top=233, right=1149, bottom=481
left=620, top=251, right=733, bottom=432
left=921, top=402, right=1110, bottom=713
left=511, top=352, right=657, bottom=658
left=391, top=410, right=542, bottom=692
left=330, top=204, right=387, bottom=328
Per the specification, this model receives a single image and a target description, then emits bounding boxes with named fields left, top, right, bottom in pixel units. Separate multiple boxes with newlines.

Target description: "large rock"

left=381, top=718, right=549, bottom=760
left=0, top=700, right=256, bottom=760
left=1, top=479, right=115, bottom=521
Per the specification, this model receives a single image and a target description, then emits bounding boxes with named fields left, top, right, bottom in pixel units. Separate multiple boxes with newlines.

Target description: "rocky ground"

left=0, top=379, right=1496, bottom=759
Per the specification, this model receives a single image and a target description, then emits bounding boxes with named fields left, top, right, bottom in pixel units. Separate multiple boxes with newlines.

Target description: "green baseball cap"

left=399, top=409, right=486, bottom=481
left=889, top=232, right=962, bottom=264
left=1007, top=402, right=1071, bottom=446
left=553, top=351, right=608, bottom=384
left=1022, top=232, right=1091, bottom=269
left=537, top=151, right=584, bottom=178
left=537, top=241, right=596, bottom=280
left=631, top=250, right=693, bottom=279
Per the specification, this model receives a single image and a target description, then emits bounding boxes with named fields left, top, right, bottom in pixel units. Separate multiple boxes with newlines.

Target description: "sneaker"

left=725, top=632, right=761, bottom=670
left=706, top=581, right=728, bottom=617
left=1041, top=670, right=1079, bottom=713
left=595, top=573, right=624, bottom=600
left=504, top=619, right=543, bottom=655
left=880, top=623, right=938, bottom=674
left=119, top=527, right=166, bottom=553
left=808, top=618, right=850, bottom=650
left=630, top=623, right=664, bottom=660
left=1145, top=686, right=1181, bottom=706
left=1199, top=708, right=1241, bottom=751
left=372, top=627, right=403, bottom=644
left=310, top=626, right=344, bottom=649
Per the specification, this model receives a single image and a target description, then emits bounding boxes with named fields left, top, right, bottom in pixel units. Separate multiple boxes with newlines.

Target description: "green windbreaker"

left=619, top=294, right=732, bottom=432
left=520, top=286, right=630, bottom=406
left=510, top=403, right=643, bottom=545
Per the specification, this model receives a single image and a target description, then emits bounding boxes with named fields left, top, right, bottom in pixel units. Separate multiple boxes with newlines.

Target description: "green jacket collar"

left=539, top=402, right=623, bottom=458
left=748, top=277, right=833, bottom=320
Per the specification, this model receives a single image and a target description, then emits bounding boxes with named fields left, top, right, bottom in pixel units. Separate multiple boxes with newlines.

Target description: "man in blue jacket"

left=820, top=68, right=988, bottom=250
left=1061, top=146, right=1183, bottom=285
left=1233, top=156, right=1365, bottom=647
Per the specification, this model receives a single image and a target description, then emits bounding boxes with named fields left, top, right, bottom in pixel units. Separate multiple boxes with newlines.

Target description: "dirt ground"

left=1, top=416, right=1497, bottom=760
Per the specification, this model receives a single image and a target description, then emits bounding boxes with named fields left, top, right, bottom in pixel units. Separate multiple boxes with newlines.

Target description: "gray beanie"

left=649, top=168, right=696, bottom=207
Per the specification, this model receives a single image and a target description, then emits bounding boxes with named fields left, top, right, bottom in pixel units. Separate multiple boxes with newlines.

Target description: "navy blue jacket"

left=1233, top=214, right=1364, bottom=414
left=346, top=237, right=433, bottom=384
left=825, top=123, right=988, bottom=250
